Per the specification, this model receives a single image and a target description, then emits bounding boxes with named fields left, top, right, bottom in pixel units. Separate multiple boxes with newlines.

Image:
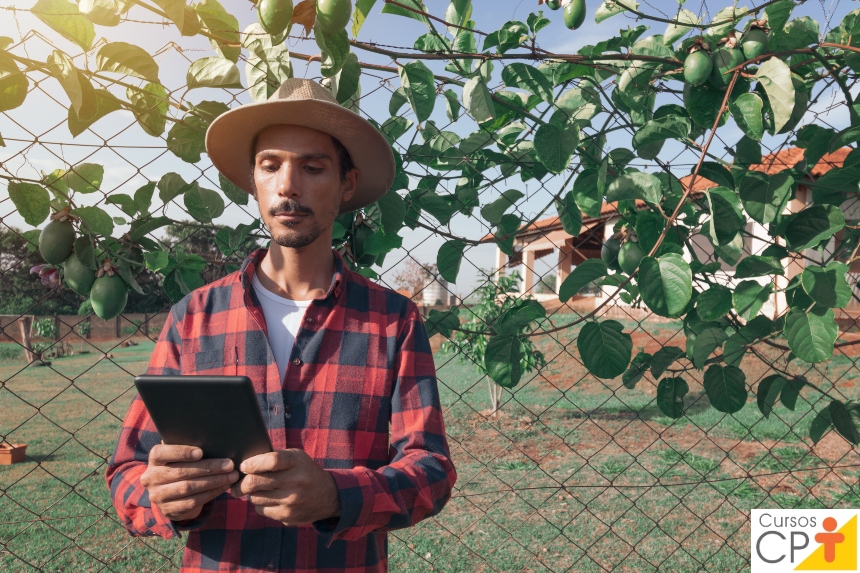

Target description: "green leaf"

left=71, top=205, right=113, bottom=236
left=67, top=89, right=122, bottom=137
left=0, top=52, right=28, bottom=113
left=151, top=0, right=186, bottom=30
left=736, top=135, right=762, bottom=165
left=623, top=351, right=652, bottom=389
left=106, top=193, right=136, bottom=216
left=167, top=115, right=207, bottom=163
left=129, top=215, right=172, bottom=242
left=733, top=280, right=772, bottom=322
left=734, top=255, right=784, bottom=279
left=707, top=5, right=748, bottom=36
left=698, top=162, right=734, bottom=189
left=96, top=42, right=160, bottom=83
left=31, top=0, right=95, bottom=50
left=595, top=0, right=638, bottom=23
left=47, top=50, right=93, bottom=116
left=770, top=16, right=819, bottom=52
left=631, top=115, right=691, bottom=158
left=801, top=262, right=852, bottom=309
left=352, top=0, right=378, bottom=37
left=638, top=254, right=692, bottom=318
left=559, top=259, right=607, bottom=303
left=493, top=20, right=530, bottom=53
left=315, top=25, right=350, bottom=77
left=756, top=374, right=787, bottom=419
left=196, top=0, right=240, bottom=62
left=462, top=76, right=496, bottom=123
left=684, top=83, right=728, bottom=129
left=63, top=163, right=103, bottom=194
left=829, top=401, right=860, bottom=445
left=127, top=82, right=168, bottom=137
left=755, top=57, right=795, bottom=133
left=650, top=346, right=684, bottom=379
left=8, top=182, right=50, bottom=226
left=444, top=89, right=461, bottom=122
left=696, top=284, right=733, bottom=322
left=381, top=0, right=430, bottom=27
left=809, top=407, right=832, bottom=445
left=657, top=377, right=689, bottom=418
left=729, top=93, right=764, bottom=141
left=424, top=309, right=459, bottom=338
left=534, top=123, right=578, bottom=174
left=485, top=335, right=523, bottom=388
left=739, top=171, right=793, bottom=225
left=577, top=320, right=633, bottom=379
left=437, top=239, right=466, bottom=284
left=606, top=172, right=663, bottom=205
left=785, top=306, right=838, bottom=364
left=527, top=11, right=551, bottom=34
left=363, top=230, right=402, bottom=256
left=573, top=168, right=604, bottom=218
left=765, top=0, right=793, bottom=32
left=184, top=183, right=225, bottom=223
left=334, top=52, right=360, bottom=104
left=703, top=365, right=747, bottom=414
left=158, top=172, right=191, bottom=203
left=663, top=9, right=698, bottom=45
left=246, top=47, right=293, bottom=103
left=376, top=189, right=406, bottom=233
left=481, top=190, right=523, bottom=226
left=691, top=327, right=728, bottom=369
left=780, top=377, right=805, bottom=411
left=73, top=234, right=96, bottom=270
left=496, top=299, right=546, bottom=336
left=494, top=214, right=520, bottom=256
left=785, top=205, right=845, bottom=252
left=134, top=181, right=155, bottom=214
left=706, top=187, right=744, bottom=246
left=555, top=191, right=581, bottom=237
left=502, top=63, right=553, bottom=105
left=218, top=173, right=247, bottom=206
left=186, top=57, right=241, bottom=89
left=399, top=61, right=436, bottom=123
left=796, top=125, right=835, bottom=168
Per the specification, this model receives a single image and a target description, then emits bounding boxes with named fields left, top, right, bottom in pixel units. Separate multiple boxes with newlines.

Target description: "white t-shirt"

left=251, top=272, right=327, bottom=382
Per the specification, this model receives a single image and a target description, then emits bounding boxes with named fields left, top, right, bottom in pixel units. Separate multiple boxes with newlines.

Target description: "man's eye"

left=305, top=166, right=323, bottom=174
left=261, top=164, right=279, bottom=172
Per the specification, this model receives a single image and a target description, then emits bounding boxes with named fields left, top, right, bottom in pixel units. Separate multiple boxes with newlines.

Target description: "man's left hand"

left=232, top=449, right=341, bottom=526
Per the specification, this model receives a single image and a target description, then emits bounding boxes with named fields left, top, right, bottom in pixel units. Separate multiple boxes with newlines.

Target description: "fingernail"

left=229, top=471, right=239, bottom=481
left=191, top=449, right=202, bottom=459
left=221, top=460, right=232, bottom=470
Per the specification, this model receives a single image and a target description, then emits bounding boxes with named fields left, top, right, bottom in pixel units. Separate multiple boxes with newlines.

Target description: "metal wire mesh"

left=2, top=6, right=860, bottom=571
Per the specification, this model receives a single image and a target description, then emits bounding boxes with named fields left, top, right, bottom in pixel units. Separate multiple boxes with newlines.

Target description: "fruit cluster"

left=683, top=21, right=770, bottom=88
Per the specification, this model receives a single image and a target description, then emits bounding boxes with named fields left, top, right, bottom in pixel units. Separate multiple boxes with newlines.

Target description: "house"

left=485, top=147, right=860, bottom=321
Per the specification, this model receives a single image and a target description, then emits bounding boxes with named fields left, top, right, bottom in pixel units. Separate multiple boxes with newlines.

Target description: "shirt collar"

left=239, top=248, right=347, bottom=300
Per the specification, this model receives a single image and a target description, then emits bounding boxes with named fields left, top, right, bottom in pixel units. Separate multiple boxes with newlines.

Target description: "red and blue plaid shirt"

left=105, top=249, right=456, bottom=572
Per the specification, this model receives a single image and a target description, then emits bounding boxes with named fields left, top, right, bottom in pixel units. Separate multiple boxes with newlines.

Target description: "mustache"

left=269, top=200, right=313, bottom=217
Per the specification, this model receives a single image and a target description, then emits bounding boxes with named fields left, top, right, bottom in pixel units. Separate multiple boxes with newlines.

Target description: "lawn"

left=1, top=322, right=859, bottom=572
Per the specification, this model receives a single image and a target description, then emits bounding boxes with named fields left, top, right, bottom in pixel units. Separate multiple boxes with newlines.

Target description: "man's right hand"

left=141, top=445, right=239, bottom=522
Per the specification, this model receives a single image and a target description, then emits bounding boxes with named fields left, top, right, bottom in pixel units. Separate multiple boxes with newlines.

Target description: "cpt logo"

left=752, top=509, right=859, bottom=571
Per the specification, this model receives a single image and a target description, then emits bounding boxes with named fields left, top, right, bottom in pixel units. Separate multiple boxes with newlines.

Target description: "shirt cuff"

left=312, top=468, right=373, bottom=544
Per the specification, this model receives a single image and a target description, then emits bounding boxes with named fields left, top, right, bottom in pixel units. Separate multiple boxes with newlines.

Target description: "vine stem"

left=525, top=68, right=742, bottom=338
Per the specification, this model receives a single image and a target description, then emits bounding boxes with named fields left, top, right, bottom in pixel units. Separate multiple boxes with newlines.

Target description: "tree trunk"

left=487, top=376, right=501, bottom=418
left=18, top=317, right=34, bottom=363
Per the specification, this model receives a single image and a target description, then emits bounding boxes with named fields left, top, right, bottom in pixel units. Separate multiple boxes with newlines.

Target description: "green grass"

left=2, top=329, right=859, bottom=572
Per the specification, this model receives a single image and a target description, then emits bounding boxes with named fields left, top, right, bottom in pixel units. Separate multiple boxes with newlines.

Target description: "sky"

left=1, top=0, right=857, bottom=299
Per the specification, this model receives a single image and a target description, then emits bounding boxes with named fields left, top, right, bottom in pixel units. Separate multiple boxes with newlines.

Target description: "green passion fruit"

left=618, top=241, right=645, bottom=275
left=90, top=274, right=128, bottom=320
left=601, top=236, right=622, bottom=272
left=316, top=0, right=352, bottom=33
left=39, top=220, right=75, bottom=265
left=741, top=28, right=768, bottom=60
left=564, top=0, right=586, bottom=30
left=546, top=0, right=561, bottom=9
left=683, top=50, right=713, bottom=87
left=63, top=255, right=96, bottom=296
left=257, top=0, right=293, bottom=36
left=709, top=47, right=744, bottom=89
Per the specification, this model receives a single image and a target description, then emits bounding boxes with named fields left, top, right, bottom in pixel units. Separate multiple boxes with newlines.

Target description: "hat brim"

left=205, top=99, right=395, bottom=214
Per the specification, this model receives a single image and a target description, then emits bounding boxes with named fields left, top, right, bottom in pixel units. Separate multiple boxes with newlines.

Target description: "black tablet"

left=134, top=375, right=273, bottom=468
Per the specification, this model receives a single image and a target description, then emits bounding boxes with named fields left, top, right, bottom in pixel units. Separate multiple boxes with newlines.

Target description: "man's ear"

left=341, top=169, right=359, bottom=203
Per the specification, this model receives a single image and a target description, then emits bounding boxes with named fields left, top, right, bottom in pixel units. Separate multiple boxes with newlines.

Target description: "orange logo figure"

left=815, top=517, right=846, bottom=563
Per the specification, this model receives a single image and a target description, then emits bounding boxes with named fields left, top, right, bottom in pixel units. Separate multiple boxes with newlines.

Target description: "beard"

left=265, top=199, right=326, bottom=248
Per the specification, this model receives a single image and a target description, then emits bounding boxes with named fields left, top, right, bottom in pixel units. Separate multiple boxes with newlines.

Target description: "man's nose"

left=276, top=163, right=302, bottom=198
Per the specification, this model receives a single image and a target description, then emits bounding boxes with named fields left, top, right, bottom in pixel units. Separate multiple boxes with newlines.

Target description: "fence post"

left=18, top=317, right=34, bottom=363
left=143, top=313, right=150, bottom=336
left=53, top=315, right=61, bottom=341
left=115, top=316, right=121, bottom=338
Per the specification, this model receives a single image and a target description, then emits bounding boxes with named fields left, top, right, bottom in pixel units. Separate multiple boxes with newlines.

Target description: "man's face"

left=252, top=125, right=357, bottom=249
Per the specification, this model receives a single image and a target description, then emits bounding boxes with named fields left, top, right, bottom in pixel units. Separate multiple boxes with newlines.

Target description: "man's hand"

left=141, top=445, right=239, bottom=522
left=232, top=449, right=341, bottom=526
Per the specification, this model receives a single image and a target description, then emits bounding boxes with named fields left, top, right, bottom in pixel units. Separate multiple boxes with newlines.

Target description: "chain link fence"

left=3, top=3, right=860, bottom=571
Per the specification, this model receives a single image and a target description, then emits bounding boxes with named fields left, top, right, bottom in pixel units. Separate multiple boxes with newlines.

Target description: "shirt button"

left=267, top=563, right=275, bottom=571
left=292, top=358, right=301, bottom=366
left=305, top=317, right=314, bottom=324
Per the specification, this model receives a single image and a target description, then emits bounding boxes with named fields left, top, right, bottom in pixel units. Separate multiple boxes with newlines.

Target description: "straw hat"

left=205, top=78, right=395, bottom=213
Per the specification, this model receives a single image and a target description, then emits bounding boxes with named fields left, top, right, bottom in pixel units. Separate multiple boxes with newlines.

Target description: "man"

left=106, top=79, right=456, bottom=572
